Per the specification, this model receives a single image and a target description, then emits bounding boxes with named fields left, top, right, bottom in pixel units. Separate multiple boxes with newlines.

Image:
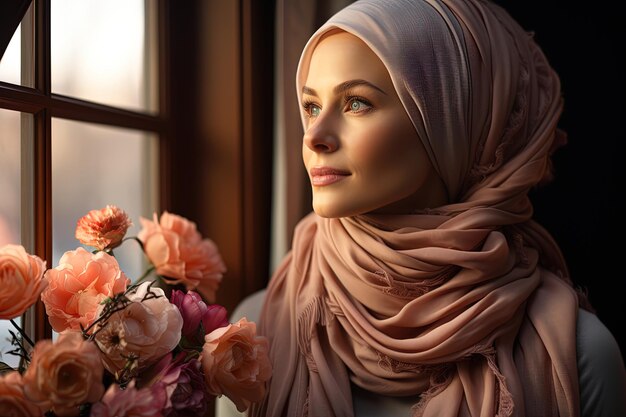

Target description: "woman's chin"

left=311, top=199, right=370, bottom=219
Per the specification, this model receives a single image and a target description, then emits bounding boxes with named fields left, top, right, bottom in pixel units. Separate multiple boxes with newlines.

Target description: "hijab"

left=252, top=0, right=582, bottom=415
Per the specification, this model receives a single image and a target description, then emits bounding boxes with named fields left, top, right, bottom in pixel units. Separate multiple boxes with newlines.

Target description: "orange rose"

left=41, top=247, right=129, bottom=332
left=94, top=281, right=183, bottom=375
left=0, top=371, right=43, bottom=417
left=75, top=205, right=132, bottom=251
left=22, top=331, right=105, bottom=417
left=201, top=318, right=272, bottom=412
left=137, top=212, right=226, bottom=302
left=0, top=244, right=47, bottom=320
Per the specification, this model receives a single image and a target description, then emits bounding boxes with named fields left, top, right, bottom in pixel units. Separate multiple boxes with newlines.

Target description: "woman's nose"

left=303, top=117, right=339, bottom=153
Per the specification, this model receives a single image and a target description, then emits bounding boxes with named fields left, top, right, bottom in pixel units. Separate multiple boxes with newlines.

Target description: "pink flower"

left=165, top=359, right=210, bottom=417
left=0, top=244, right=47, bottom=320
left=40, top=247, right=129, bottom=332
left=137, top=212, right=226, bottom=302
left=22, top=331, right=105, bottom=417
left=75, top=205, right=132, bottom=251
left=89, top=380, right=165, bottom=417
left=0, top=371, right=44, bottom=417
left=170, top=289, right=229, bottom=345
left=147, top=353, right=211, bottom=417
left=200, top=318, right=272, bottom=412
left=94, top=281, right=183, bottom=375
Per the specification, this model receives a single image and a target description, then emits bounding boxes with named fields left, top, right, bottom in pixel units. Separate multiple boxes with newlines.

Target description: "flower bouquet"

left=0, top=206, right=271, bottom=416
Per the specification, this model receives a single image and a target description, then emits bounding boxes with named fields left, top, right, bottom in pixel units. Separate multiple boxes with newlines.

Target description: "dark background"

left=496, top=1, right=625, bottom=358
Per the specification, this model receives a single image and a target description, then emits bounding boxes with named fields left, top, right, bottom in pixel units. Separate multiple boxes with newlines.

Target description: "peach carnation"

left=94, top=281, right=183, bottom=375
left=0, top=371, right=43, bottom=417
left=0, top=244, right=47, bottom=320
left=22, top=331, right=105, bottom=417
left=41, top=247, right=129, bottom=332
left=75, top=205, right=132, bottom=251
left=137, top=211, right=226, bottom=302
left=201, top=318, right=272, bottom=412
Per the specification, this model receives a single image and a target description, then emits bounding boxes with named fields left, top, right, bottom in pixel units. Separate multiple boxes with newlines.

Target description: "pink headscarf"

left=251, top=0, right=583, bottom=416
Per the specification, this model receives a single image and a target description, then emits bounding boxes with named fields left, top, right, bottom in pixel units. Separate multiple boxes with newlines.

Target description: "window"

left=0, top=0, right=168, bottom=350
left=2, top=4, right=277, bottom=387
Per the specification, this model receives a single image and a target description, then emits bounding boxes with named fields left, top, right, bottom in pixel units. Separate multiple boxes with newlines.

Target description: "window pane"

left=0, top=109, right=21, bottom=246
left=51, top=0, right=157, bottom=113
left=0, top=319, right=22, bottom=368
left=0, top=108, right=23, bottom=369
left=0, top=3, right=35, bottom=87
left=51, top=118, right=159, bottom=285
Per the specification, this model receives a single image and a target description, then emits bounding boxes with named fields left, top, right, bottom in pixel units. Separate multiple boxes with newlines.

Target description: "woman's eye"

left=310, top=105, right=321, bottom=117
left=303, top=102, right=321, bottom=118
left=347, top=98, right=371, bottom=113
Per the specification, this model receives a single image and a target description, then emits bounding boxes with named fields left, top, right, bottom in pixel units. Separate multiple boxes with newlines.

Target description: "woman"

left=221, top=0, right=626, bottom=416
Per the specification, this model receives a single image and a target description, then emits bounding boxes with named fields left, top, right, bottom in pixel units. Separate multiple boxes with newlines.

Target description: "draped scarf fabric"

left=251, top=0, right=581, bottom=416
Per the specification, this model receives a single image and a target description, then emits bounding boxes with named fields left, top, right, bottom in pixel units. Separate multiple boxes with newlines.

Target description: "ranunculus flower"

left=200, top=318, right=272, bottom=412
left=0, top=244, right=47, bottom=320
left=0, top=371, right=43, bottom=417
left=94, top=281, right=183, bottom=374
left=75, top=205, right=132, bottom=251
left=137, top=212, right=226, bottom=302
left=147, top=353, right=211, bottom=417
left=22, top=331, right=105, bottom=417
left=90, top=380, right=165, bottom=417
left=170, top=289, right=229, bottom=345
left=40, top=247, right=129, bottom=332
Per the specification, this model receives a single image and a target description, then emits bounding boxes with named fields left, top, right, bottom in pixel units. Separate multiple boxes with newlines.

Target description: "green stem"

left=136, top=265, right=156, bottom=284
left=121, top=236, right=145, bottom=252
left=10, top=319, right=35, bottom=347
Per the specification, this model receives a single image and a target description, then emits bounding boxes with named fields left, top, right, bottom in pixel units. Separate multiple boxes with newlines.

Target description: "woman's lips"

left=309, top=167, right=351, bottom=186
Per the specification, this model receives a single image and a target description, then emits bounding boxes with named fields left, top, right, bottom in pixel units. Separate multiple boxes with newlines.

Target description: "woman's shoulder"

left=229, top=289, right=267, bottom=323
left=576, top=308, right=626, bottom=417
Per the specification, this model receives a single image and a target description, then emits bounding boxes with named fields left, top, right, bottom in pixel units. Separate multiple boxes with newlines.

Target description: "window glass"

left=0, top=108, right=23, bottom=369
left=51, top=0, right=157, bottom=112
left=51, top=118, right=159, bottom=284
left=0, top=109, right=21, bottom=246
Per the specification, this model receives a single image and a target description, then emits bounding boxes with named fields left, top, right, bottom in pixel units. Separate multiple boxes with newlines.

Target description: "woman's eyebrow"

left=302, top=79, right=388, bottom=96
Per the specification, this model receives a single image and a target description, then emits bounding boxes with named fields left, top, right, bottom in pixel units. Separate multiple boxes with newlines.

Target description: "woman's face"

left=301, top=31, right=447, bottom=218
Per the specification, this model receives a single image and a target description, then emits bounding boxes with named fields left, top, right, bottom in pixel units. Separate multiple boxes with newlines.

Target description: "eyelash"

left=301, top=99, right=319, bottom=119
left=301, top=94, right=373, bottom=119
left=345, top=95, right=373, bottom=114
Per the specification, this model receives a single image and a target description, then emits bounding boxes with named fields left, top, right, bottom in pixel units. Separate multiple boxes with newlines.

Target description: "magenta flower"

left=165, top=359, right=210, bottom=417
left=170, top=289, right=229, bottom=345
left=90, top=380, right=165, bottom=417
left=148, top=353, right=211, bottom=417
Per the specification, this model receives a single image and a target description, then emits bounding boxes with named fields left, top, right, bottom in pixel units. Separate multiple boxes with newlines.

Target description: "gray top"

left=577, top=308, right=626, bottom=417
left=216, top=290, right=626, bottom=417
